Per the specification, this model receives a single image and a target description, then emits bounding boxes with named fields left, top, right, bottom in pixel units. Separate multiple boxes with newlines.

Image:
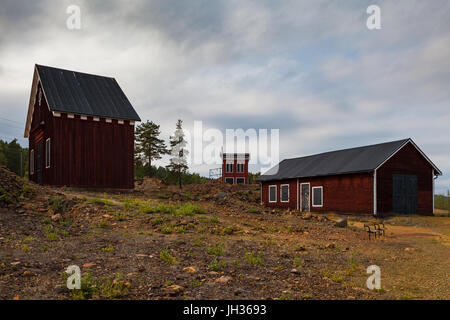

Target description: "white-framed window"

left=225, top=177, right=234, bottom=184
left=280, top=184, right=289, bottom=202
left=30, top=149, right=34, bottom=175
left=226, top=163, right=234, bottom=173
left=269, top=185, right=277, bottom=203
left=236, top=163, right=245, bottom=173
left=312, top=186, right=323, bottom=207
left=236, top=177, right=245, bottom=184
left=45, top=138, right=51, bottom=168
left=38, top=89, right=42, bottom=106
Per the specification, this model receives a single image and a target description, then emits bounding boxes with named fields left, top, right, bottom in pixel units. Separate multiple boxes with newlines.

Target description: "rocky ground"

left=0, top=166, right=449, bottom=300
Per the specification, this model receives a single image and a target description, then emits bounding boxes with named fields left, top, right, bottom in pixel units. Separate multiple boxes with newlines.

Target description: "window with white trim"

left=225, top=177, right=234, bottom=184
left=312, top=186, right=323, bottom=207
left=45, top=138, right=51, bottom=168
left=280, top=184, right=289, bottom=202
left=236, top=177, right=245, bottom=184
left=38, top=89, right=42, bottom=106
left=236, top=163, right=244, bottom=173
left=269, top=185, right=277, bottom=202
left=30, top=150, right=34, bottom=175
left=226, top=163, right=233, bottom=173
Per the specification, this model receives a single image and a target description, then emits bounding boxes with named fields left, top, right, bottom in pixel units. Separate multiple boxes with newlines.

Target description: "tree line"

left=134, top=119, right=209, bottom=188
left=0, top=139, right=28, bottom=177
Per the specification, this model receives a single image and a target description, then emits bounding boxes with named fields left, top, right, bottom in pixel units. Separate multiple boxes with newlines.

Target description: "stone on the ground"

left=215, top=276, right=232, bottom=284
left=183, top=266, right=197, bottom=273
left=164, top=284, right=184, bottom=296
left=51, top=213, right=62, bottom=222
left=335, top=218, right=348, bottom=228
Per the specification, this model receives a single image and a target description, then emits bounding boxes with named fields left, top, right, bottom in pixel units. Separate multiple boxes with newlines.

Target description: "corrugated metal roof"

left=257, top=139, right=430, bottom=182
left=36, top=64, right=141, bottom=121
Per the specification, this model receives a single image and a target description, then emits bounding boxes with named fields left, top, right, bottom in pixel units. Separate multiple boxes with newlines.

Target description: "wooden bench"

left=374, top=222, right=386, bottom=236
left=364, top=222, right=386, bottom=240
left=364, top=224, right=378, bottom=240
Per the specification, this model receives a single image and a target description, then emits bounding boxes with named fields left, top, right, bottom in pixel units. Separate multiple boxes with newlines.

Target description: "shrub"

left=209, top=258, right=227, bottom=271
left=206, top=242, right=225, bottom=256
left=159, top=248, right=179, bottom=265
left=48, top=196, right=66, bottom=213
left=245, top=252, right=264, bottom=266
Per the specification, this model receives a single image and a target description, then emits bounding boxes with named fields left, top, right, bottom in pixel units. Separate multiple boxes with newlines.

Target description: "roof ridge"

left=283, top=138, right=410, bottom=162
left=36, top=64, right=115, bottom=80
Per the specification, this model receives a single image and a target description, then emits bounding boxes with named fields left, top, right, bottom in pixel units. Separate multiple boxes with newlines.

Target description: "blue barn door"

left=393, top=174, right=417, bottom=214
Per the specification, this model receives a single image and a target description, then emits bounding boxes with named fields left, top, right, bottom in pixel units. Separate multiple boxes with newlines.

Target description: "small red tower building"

left=221, top=153, right=250, bottom=184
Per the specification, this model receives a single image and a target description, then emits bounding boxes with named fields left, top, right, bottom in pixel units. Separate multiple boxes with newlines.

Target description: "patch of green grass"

left=44, top=226, right=59, bottom=241
left=175, top=203, right=207, bottom=216
left=209, top=257, right=227, bottom=271
left=293, top=257, right=303, bottom=269
left=209, top=217, right=219, bottom=223
left=21, top=184, right=35, bottom=198
left=206, top=242, right=225, bottom=256
left=279, top=292, right=292, bottom=300
left=159, top=248, right=179, bottom=265
left=221, top=225, right=237, bottom=235
left=247, top=208, right=260, bottom=214
left=59, top=218, right=72, bottom=227
left=21, top=244, right=31, bottom=252
left=23, top=236, right=36, bottom=243
left=69, top=273, right=129, bottom=300
left=160, top=224, right=173, bottom=234
left=344, top=253, right=360, bottom=276
left=99, top=273, right=129, bottom=299
left=96, top=220, right=110, bottom=229
left=286, top=226, right=295, bottom=233
left=323, top=269, right=344, bottom=283
left=190, top=279, right=202, bottom=287
left=87, top=197, right=115, bottom=206
left=193, top=237, right=203, bottom=247
left=244, top=251, right=264, bottom=266
left=151, top=217, right=165, bottom=225
left=70, top=273, right=96, bottom=300
left=143, top=203, right=175, bottom=214
left=175, top=226, right=185, bottom=234
left=114, top=212, right=126, bottom=221
left=101, top=244, right=114, bottom=253
left=48, top=196, right=66, bottom=213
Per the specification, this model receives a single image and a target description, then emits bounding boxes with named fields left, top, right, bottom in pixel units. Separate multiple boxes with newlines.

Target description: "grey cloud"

left=0, top=0, right=449, bottom=192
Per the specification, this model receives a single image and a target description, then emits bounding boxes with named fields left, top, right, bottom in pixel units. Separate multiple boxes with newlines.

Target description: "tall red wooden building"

left=221, top=153, right=250, bottom=184
left=24, top=64, right=141, bottom=189
left=257, top=139, right=441, bottom=216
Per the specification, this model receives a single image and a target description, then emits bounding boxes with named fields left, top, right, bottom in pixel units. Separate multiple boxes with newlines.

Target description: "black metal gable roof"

left=36, top=64, right=141, bottom=121
left=257, top=139, right=441, bottom=182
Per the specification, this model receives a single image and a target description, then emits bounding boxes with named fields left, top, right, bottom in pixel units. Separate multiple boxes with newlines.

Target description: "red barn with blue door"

left=257, top=139, right=441, bottom=216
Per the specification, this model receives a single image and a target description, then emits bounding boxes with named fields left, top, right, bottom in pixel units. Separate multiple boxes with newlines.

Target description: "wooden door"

left=300, top=183, right=310, bottom=212
left=393, top=174, right=417, bottom=214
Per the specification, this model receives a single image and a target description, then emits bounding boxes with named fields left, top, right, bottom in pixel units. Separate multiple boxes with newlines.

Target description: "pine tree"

left=166, top=119, right=189, bottom=189
left=5, top=139, right=22, bottom=176
left=134, top=120, right=168, bottom=176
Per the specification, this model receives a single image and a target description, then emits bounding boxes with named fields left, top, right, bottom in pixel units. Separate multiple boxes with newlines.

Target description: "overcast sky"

left=1, top=0, right=449, bottom=192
